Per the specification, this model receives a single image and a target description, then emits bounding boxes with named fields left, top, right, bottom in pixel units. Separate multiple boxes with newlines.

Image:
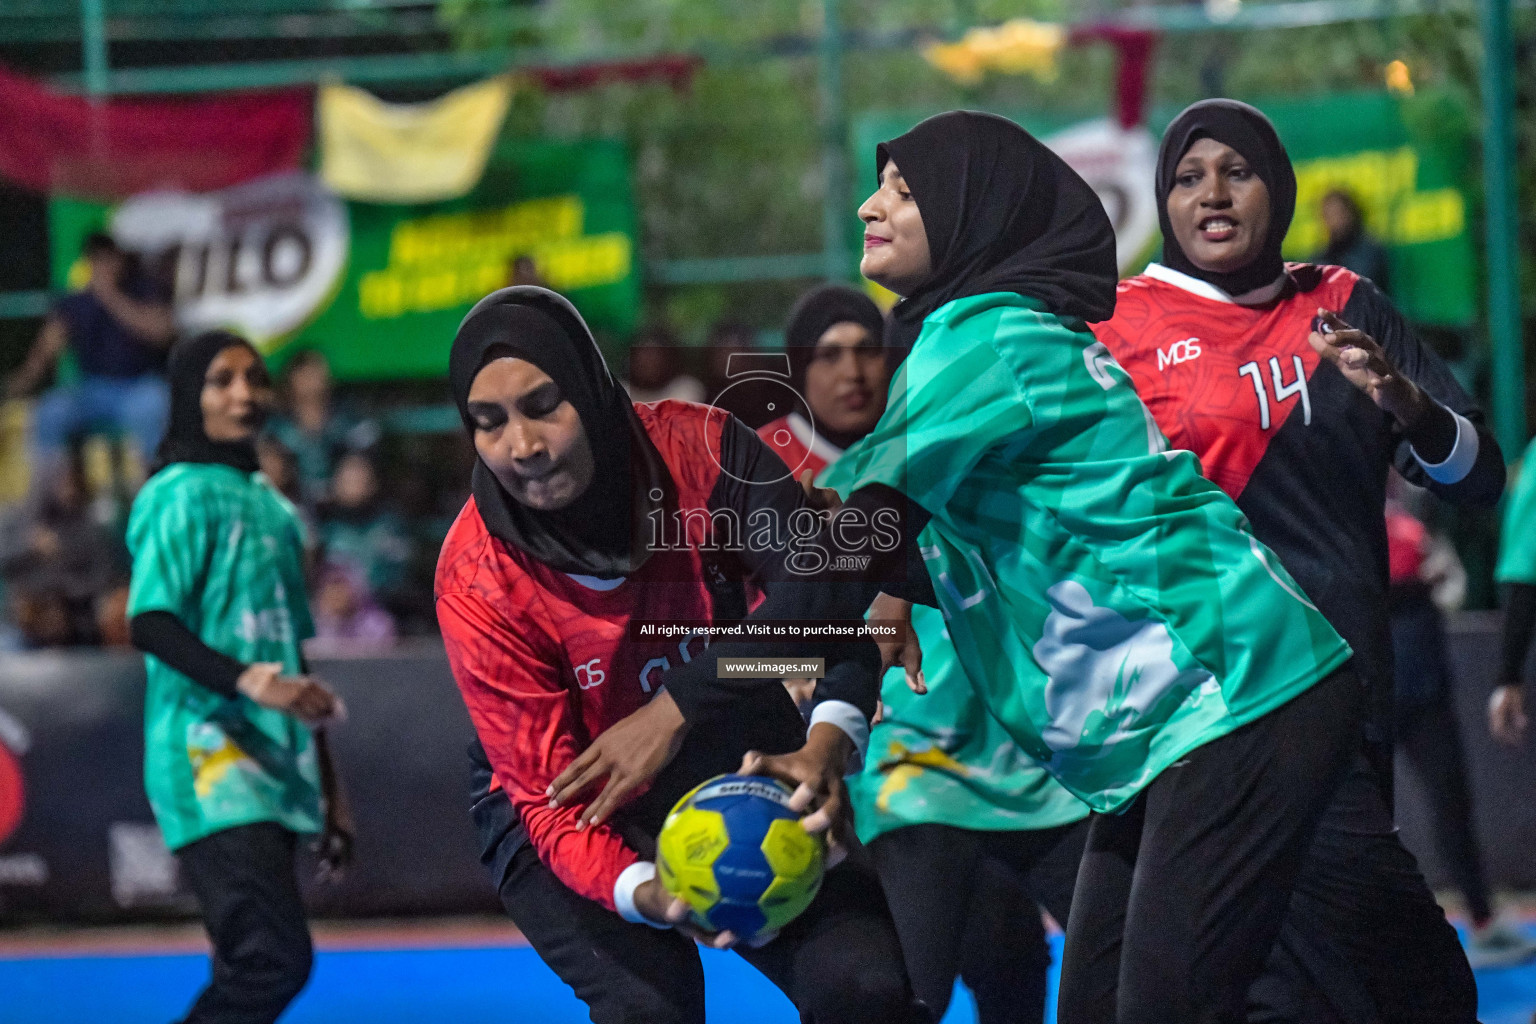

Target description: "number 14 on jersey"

left=1238, top=356, right=1312, bottom=430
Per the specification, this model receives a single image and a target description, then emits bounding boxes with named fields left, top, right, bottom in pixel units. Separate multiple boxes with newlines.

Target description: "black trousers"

left=175, top=822, right=314, bottom=1024
left=867, top=820, right=1087, bottom=1023
left=1057, top=669, right=1476, bottom=1024
left=497, top=842, right=928, bottom=1024
left=1392, top=598, right=1493, bottom=927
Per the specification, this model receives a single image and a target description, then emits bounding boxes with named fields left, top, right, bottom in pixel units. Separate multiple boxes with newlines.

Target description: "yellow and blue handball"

left=657, top=774, right=826, bottom=942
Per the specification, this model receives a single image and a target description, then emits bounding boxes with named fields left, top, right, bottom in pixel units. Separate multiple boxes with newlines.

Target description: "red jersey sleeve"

left=437, top=589, right=639, bottom=910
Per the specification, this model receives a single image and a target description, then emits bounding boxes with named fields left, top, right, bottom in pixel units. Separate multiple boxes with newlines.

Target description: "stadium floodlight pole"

left=1480, top=0, right=1528, bottom=451
left=80, top=0, right=109, bottom=98
left=818, top=0, right=855, bottom=282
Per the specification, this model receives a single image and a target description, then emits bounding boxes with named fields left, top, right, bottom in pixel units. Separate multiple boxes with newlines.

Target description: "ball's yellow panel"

left=657, top=807, right=728, bottom=919
left=759, top=817, right=823, bottom=880
left=757, top=867, right=823, bottom=934
left=756, top=819, right=826, bottom=933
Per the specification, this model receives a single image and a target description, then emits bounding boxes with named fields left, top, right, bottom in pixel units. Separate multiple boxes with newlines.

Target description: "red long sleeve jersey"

left=1092, top=263, right=1501, bottom=714
left=435, top=401, right=732, bottom=910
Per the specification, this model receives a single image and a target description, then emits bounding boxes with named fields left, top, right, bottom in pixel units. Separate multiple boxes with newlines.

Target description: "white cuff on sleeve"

left=1412, top=407, right=1480, bottom=485
left=613, top=861, right=668, bottom=928
left=809, top=699, right=870, bottom=771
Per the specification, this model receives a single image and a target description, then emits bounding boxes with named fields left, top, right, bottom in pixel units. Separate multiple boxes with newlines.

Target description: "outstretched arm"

left=5, top=315, right=67, bottom=399
left=1326, top=281, right=1505, bottom=506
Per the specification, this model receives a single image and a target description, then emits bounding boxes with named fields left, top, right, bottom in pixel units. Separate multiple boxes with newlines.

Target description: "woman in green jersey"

left=127, top=330, right=348, bottom=1024
left=836, top=110, right=1473, bottom=1024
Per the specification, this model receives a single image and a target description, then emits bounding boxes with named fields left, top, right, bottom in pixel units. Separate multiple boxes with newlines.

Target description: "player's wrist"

left=1380, top=376, right=1427, bottom=427
left=235, top=662, right=270, bottom=698
left=804, top=720, right=854, bottom=771
left=615, top=863, right=672, bottom=928
left=648, top=688, right=688, bottom=733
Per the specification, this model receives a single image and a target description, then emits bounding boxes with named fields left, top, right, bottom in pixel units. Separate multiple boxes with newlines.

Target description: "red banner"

left=0, top=67, right=310, bottom=200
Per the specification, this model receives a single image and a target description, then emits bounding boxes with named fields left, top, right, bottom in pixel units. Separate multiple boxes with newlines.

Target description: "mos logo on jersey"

left=1157, top=338, right=1202, bottom=371
left=575, top=659, right=606, bottom=690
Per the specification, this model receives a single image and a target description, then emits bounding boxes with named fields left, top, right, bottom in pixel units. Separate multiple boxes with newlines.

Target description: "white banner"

left=111, top=172, right=349, bottom=349
left=1045, top=118, right=1160, bottom=274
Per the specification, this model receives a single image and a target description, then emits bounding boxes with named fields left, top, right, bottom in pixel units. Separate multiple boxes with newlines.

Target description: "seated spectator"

left=266, top=349, right=374, bottom=505
left=0, top=450, right=129, bottom=647
left=317, top=449, right=413, bottom=624
left=310, top=562, right=395, bottom=649
left=5, top=233, right=174, bottom=488
left=622, top=327, right=706, bottom=404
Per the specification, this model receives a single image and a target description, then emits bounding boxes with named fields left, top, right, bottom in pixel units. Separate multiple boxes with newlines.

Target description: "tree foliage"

left=441, top=0, right=1532, bottom=348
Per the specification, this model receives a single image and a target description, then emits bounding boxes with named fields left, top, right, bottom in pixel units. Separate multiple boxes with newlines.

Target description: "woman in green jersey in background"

left=127, top=331, right=349, bottom=1024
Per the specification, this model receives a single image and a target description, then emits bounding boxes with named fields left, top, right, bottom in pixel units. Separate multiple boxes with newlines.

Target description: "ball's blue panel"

left=657, top=774, right=824, bottom=942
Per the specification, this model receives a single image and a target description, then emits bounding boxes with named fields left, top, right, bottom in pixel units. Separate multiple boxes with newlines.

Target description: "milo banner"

left=49, top=138, right=640, bottom=380
left=856, top=90, right=1475, bottom=326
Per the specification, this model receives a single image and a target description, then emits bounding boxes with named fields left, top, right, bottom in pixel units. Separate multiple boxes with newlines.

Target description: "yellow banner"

left=319, top=76, right=514, bottom=203
left=358, top=194, right=633, bottom=320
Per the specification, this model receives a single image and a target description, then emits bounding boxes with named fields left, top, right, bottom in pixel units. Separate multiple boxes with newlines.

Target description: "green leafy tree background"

left=440, top=0, right=1530, bottom=356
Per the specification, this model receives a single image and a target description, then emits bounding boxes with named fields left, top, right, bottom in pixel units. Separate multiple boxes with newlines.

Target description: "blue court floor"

left=0, top=926, right=1531, bottom=1023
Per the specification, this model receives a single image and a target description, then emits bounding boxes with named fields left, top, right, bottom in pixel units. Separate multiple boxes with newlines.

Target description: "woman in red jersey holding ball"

left=436, top=286, right=928, bottom=1024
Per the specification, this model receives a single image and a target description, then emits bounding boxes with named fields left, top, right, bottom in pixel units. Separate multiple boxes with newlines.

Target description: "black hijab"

left=449, top=286, right=668, bottom=578
left=878, top=110, right=1118, bottom=350
left=151, top=330, right=265, bottom=478
left=1156, top=99, right=1297, bottom=297
left=783, top=283, right=886, bottom=396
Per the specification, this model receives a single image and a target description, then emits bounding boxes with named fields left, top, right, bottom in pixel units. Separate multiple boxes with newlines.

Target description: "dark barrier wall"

left=0, top=622, right=1532, bottom=923
left=1397, top=613, right=1536, bottom=892
left=0, top=641, right=498, bottom=922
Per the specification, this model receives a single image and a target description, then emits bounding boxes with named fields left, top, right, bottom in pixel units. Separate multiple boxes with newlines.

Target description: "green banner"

left=1251, top=90, right=1475, bottom=326
left=50, top=138, right=640, bottom=381
left=855, top=90, right=1476, bottom=326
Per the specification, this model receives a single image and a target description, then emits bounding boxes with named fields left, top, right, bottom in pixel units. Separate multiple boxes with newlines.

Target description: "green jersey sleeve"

left=127, top=473, right=216, bottom=622
left=1496, top=435, right=1536, bottom=585
left=824, top=319, right=1033, bottom=516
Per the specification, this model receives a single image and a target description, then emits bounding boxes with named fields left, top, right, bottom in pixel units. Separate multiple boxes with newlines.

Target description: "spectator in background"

left=758, top=283, right=887, bottom=469
left=266, top=350, right=372, bottom=506
left=0, top=447, right=129, bottom=647
left=256, top=435, right=304, bottom=510
left=1386, top=484, right=1536, bottom=966
left=256, top=435, right=316, bottom=555
left=317, top=449, right=412, bottom=632
left=310, top=562, right=395, bottom=649
left=508, top=254, right=549, bottom=289
left=621, top=326, right=705, bottom=404
left=6, top=233, right=174, bottom=486
left=1316, top=188, right=1392, bottom=295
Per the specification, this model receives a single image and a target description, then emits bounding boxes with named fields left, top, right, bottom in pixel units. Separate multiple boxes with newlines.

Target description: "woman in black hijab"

left=875, top=110, right=1118, bottom=348
left=752, top=283, right=889, bottom=475
left=578, top=112, right=1422, bottom=1024
left=437, top=287, right=926, bottom=1024
left=127, top=330, right=348, bottom=1024
left=1092, top=99, right=1507, bottom=1014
